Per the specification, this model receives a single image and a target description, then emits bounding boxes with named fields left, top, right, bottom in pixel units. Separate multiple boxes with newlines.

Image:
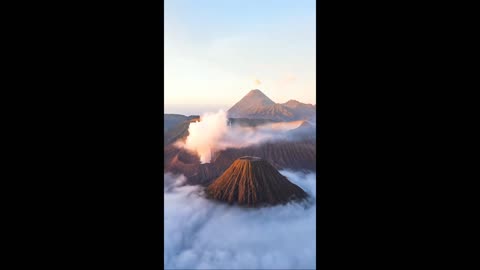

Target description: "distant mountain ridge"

left=227, top=89, right=315, bottom=122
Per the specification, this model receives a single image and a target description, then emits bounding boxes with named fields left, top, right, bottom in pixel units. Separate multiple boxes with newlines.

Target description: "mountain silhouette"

left=227, top=89, right=315, bottom=121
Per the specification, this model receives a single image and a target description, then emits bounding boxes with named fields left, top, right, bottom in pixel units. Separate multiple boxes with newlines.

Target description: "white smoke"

left=178, top=110, right=312, bottom=163
left=164, top=171, right=316, bottom=270
left=181, top=111, right=229, bottom=163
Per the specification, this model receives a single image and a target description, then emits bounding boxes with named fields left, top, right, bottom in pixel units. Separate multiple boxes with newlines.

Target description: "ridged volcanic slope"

left=206, top=157, right=307, bottom=207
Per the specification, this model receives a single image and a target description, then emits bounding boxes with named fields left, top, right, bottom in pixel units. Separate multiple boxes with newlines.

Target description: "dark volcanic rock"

left=164, top=139, right=316, bottom=187
left=164, top=114, right=188, bottom=133
left=163, top=115, right=200, bottom=145
left=206, top=157, right=308, bottom=207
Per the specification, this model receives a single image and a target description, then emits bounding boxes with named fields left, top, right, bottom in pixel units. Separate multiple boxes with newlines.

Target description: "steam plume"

left=181, top=110, right=230, bottom=163
left=179, top=110, right=310, bottom=163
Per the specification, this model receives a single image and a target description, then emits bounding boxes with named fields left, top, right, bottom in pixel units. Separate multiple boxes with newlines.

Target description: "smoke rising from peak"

left=164, top=171, right=316, bottom=269
left=178, top=110, right=312, bottom=163
left=182, top=110, right=229, bottom=163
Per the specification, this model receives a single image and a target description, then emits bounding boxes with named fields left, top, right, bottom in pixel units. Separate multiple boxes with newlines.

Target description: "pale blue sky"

left=165, top=0, right=316, bottom=114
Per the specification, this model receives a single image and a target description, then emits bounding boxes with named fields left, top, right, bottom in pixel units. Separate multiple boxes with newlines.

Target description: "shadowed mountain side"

left=237, top=103, right=296, bottom=122
left=164, top=140, right=316, bottom=186
left=206, top=157, right=307, bottom=207
left=164, top=115, right=200, bottom=145
left=213, top=141, right=316, bottom=172
left=164, top=114, right=200, bottom=132
left=164, top=144, right=200, bottom=172
left=286, top=121, right=316, bottom=141
left=228, top=118, right=279, bottom=127
left=164, top=114, right=188, bottom=133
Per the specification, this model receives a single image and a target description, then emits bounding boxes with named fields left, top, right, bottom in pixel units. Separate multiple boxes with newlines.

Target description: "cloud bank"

left=178, top=110, right=311, bottom=163
left=164, top=171, right=316, bottom=270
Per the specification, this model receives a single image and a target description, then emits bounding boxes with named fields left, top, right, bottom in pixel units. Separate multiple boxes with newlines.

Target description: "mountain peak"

left=241, top=89, right=275, bottom=105
left=227, top=89, right=276, bottom=118
left=246, top=89, right=267, bottom=97
left=285, top=99, right=301, bottom=105
left=227, top=89, right=316, bottom=121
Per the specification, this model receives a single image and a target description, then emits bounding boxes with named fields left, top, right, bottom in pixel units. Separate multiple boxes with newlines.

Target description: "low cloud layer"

left=164, top=171, right=316, bottom=270
left=178, top=110, right=311, bottom=163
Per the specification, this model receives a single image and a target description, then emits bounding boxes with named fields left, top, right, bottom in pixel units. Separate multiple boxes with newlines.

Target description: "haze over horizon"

left=164, top=89, right=316, bottom=116
left=165, top=0, right=316, bottom=109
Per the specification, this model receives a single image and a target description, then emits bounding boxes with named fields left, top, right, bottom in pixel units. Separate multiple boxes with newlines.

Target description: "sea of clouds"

left=164, top=170, right=316, bottom=270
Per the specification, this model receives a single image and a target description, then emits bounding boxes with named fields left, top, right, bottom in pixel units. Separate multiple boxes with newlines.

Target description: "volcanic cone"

left=206, top=156, right=308, bottom=207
